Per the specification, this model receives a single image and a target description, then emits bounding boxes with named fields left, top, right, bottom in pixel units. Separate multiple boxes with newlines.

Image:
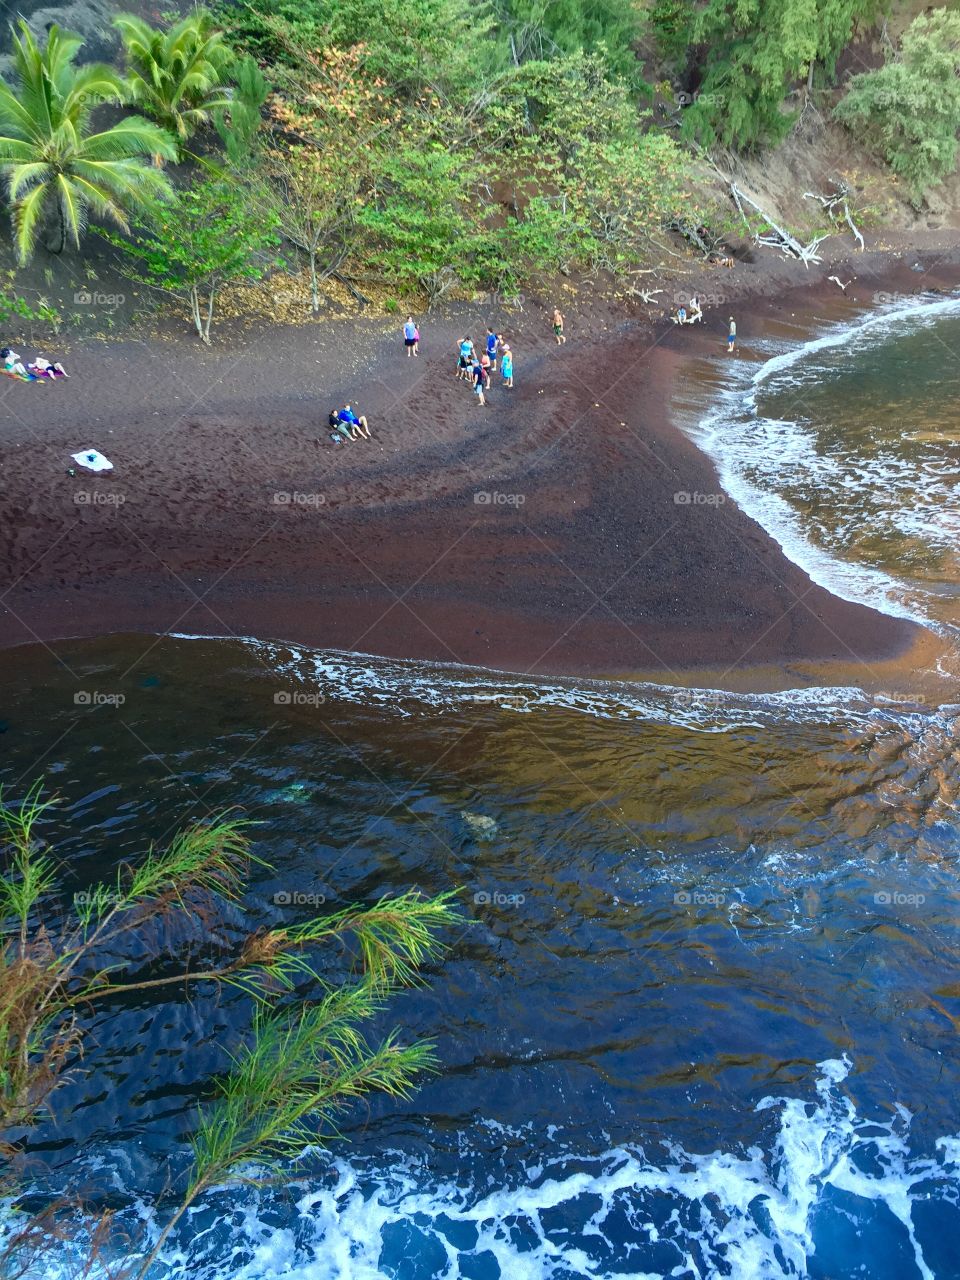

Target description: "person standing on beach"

left=457, top=336, right=474, bottom=381
left=727, top=317, right=736, bottom=353
left=404, top=316, right=419, bottom=357
left=479, top=349, right=492, bottom=387
left=471, top=359, right=486, bottom=406
left=500, top=343, right=513, bottom=388
left=485, top=327, right=499, bottom=371
left=552, top=308, right=566, bottom=344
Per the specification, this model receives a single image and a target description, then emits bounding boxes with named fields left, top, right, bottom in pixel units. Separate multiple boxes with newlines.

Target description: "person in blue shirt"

left=456, top=337, right=474, bottom=381
left=403, top=315, right=419, bottom=357
left=485, top=328, right=499, bottom=372
left=337, top=404, right=371, bottom=439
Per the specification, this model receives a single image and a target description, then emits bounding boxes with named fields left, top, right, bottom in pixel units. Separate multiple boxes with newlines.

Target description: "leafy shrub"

left=835, top=10, right=960, bottom=201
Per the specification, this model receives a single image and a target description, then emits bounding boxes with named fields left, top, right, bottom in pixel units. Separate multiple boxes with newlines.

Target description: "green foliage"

left=494, top=0, right=648, bottom=87
left=0, top=290, right=61, bottom=335
left=113, top=10, right=234, bottom=148
left=0, top=783, right=460, bottom=1278
left=835, top=10, right=960, bottom=201
left=650, top=0, right=694, bottom=66
left=214, top=54, right=270, bottom=165
left=102, top=176, right=281, bottom=341
left=0, top=21, right=176, bottom=263
left=359, top=143, right=483, bottom=303
left=676, top=0, right=883, bottom=150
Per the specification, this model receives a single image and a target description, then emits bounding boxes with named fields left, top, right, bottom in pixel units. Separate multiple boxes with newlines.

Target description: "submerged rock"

left=461, top=811, right=499, bottom=841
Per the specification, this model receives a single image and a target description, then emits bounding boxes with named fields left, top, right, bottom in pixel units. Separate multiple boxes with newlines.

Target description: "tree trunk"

left=189, top=284, right=204, bottom=341
left=309, top=248, right=319, bottom=313
left=202, top=285, right=215, bottom=345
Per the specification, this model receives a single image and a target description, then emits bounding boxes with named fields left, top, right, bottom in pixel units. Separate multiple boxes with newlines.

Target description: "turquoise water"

left=2, top=298, right=960, bottom=1279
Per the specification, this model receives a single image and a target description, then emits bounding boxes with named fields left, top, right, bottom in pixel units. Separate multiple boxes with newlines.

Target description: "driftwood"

left=730, top=183, right=829, bottom=266
left=803, top=181, right=865, bottom=251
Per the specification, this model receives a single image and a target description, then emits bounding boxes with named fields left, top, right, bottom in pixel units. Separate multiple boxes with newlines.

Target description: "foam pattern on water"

left=680, top=293, right=960, bottom=630
left=25, top=1058, right=960, bottom=1280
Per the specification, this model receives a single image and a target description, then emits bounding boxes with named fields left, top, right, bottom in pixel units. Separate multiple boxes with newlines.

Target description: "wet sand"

left=1, top=236, right=958, bottom=688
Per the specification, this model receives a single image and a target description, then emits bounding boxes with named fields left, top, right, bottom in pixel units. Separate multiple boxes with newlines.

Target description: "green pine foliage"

left=835, top=9, right=960, bottom=201
left=675, top=0, right=883, bottom=150
left=494, top=0, right=649, bottom=87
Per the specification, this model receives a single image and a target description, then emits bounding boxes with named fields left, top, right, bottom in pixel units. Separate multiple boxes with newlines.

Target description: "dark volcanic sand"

left=2, top=239, right=958, bottom=683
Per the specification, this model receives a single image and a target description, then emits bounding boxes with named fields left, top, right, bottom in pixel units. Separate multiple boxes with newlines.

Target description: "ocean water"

left=2, top=296, right=960, bottom=1279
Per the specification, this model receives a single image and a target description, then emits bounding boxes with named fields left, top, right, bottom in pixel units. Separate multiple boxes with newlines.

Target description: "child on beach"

left=485, top=327, right=499, bottom=371
left=457, top=337, right=474, bottom=380
left=403, top=316, right=419, bottom=357
left=479, top=350, right=492, bottom=387
left=471, top=360, right=486, bottom=406
left=552, top=308, right=566, bottom=344
left=500, top=344, right=513, bottom=387
left=727, top=317, right=736, bottom=352
left=1, top=347, right=28, bottom=377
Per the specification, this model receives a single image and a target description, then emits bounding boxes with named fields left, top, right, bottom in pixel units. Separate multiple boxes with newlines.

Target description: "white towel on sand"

left=72, top=449, right=113, bottom=472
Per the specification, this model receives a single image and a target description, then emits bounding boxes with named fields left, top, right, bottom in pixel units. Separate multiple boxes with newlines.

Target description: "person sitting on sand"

left=29, top=356, right=68, bottom=379
left=338, top=404, right=371, bottom=439
left=1, top=347, right=28, bottom=377
left=328, top=409, right=355, bottom=442
left=674, top=305, right=687, bottom=325
left=688, top=296, right=703, bottom=324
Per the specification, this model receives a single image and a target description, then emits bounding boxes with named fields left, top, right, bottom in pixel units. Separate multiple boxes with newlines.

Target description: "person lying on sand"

left=1, top=347, right=28, bottom=377
left=338, top=404, right=371, bottom=439
left=29, top=356, right=68, bottom=378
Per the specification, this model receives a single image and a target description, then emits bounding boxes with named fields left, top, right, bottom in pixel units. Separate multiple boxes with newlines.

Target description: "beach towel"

left=2, top=368, right=39, bottom=382
left=72, top=449, right=113, bottom=472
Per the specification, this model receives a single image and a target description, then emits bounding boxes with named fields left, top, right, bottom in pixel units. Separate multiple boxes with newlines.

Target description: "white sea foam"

left=680, top=294, right=960, bottom=631
left=20, top=1057, right=959, bottom=1279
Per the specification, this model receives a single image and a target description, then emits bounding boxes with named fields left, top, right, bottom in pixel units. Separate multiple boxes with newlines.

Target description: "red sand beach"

left=1, top=236, right=958, bottom=687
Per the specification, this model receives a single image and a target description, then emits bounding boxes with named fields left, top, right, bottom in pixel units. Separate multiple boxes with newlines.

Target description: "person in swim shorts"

left=403, top=316, right=419, bottom=357
left=552, top=308, right=565, bottom=344
left=457, top=337, right=474, bottom=380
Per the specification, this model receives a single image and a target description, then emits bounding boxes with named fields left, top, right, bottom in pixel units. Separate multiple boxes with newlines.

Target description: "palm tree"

left=113, top=10, right=234, bottom=149
left=0, top=21, right=177, bottom=264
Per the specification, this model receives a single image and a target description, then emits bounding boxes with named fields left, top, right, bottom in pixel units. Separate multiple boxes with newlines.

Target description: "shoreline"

left=1, top=232, right=959, bottom=693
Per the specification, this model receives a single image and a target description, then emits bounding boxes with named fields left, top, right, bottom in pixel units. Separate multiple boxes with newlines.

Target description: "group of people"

left=671, top=300, right=738, bottom=352
left=455, top=329, right=514, bottom=407
left=1, top=346, right=68, bottom=380
left=674, top=296, right=703, bottom=325
left=326, top=403, right=370, bottom=442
